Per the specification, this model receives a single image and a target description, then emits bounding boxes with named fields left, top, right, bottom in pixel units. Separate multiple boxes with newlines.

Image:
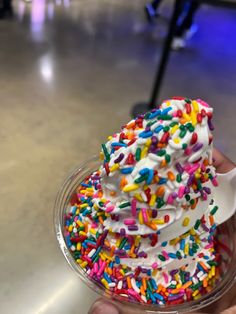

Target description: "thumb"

left=221, top=305, right=236, bottom=314
left=88, top=299, right=120, bottom=314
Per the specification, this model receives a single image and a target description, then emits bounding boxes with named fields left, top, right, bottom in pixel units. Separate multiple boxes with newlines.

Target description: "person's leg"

left=145, top=0, right=163, bottom=22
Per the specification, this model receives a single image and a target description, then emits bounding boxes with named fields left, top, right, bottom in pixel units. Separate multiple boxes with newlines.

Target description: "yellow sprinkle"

left=76, top=220, right=83, bottom=227
left=76, top=243, right=81, bottom=251
left=107, top=136, right=113, bottom=140
left=145, top=138, right=152, bottom=147
left=182, top=216, right=190, bottom=227
left=79, top=231, right=87, bottom=236
left=135, top=235, right=141, bottom=246
left=76, top=259, right=82, bottom=264
left=192, top=290, right=199, bottom=297
left=116, top=238, right=121, bottom=247
left=173, top=138, right=180, bottom=144
left=120, top=269, right=125, bottom=276
left=138, top=210, right=144, bottom=224
left=86, top=187, right=94, bottom=192
left=134, top=193, right=143, bottom=202
left=80, top=261, right=88, bottom=268
left=110, top=164, right=119, bottom=172
left=143, top=184, right=149, bottom=190
left=190, top=111, right=197, bottom=126
left=165, top=101, right=171, bottom=106
left=122, top=264, right=127, bottom=269
left=123, top=184, right=139, bottom=192
left=89, top=228, right=96, bottom=235
left=212, top=265, right=216, bottom=276
left=141, top=146, right=148, bottom=159
left=101, top=198, right=106, bottom=203
left=152, top=269, right=158, bottom=276
left=94, top=204, right=99, bottom=210
left=194, top=294, right=201, bottom=300
left=183, top=113, right=191, bottom=121
left=170, top=125, right=179, bottom=135
left=176, top=283, right=182, bottom=289
left=101, top=278, right=109, bottom=288
left=152, top=219, right=165, bottom=225
left=190, top=228, right=196, bottom=236
left=80, top=203, right=89, bottom=209
left=184, top=243, right=189, bottom=255
left=103, top=253, right=113, bottom=261
left=170, top=237, right=180, bottom=245
left=149, top=194, right=156, bottom=206
left=192, top=100, right=199, bottom=112
left=195, top=173, right=201, bottom=179
left=68, top=225, right=73, bottom=232
left=100, top=152, right=104, bottom=160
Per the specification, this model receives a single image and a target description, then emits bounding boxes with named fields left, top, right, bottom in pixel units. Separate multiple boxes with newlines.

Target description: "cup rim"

left=54, top=156, right=236, bottom=313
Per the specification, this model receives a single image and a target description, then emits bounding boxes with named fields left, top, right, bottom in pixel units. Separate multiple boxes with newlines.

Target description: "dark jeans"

left=175, top=0, right=200, bottom=36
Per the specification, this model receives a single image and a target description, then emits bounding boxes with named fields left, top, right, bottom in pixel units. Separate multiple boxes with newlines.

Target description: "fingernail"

left=89, top=300, right=120, bottom=314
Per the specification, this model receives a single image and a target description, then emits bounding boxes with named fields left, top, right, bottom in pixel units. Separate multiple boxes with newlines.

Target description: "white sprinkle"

left=87, top=269, right=91, bottom=275
left=73, top=228, right=77, bottom=233
left=117, top=280, right=123, bottom=290
left=141, top=295, right=147, bottom=303
left=131, top=277, right=140, bottom=293
left=88, top=248, right=96, bottom=258
left=200, top=274, right=208, bottom=281
left=170, top=280, right=177, bottom=285
left=70, top=245, right=76, bottom=251
left=141, top=191, right=147, bottom=202
left=197, top=271, right=204, bottom=278
left=108, top=282, right=116, bottom=288
left=192, top=277, right=198, bottom=284
left=72, top=222, right=76, bottom=227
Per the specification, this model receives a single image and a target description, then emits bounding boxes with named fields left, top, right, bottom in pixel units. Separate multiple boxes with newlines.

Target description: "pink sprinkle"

left=152, top=262, right=158, bottom=269
left=167, top=194, right=174, bottom=205
left=184, top=147, right=192, bottom=156
left=106, top=205, right=115, bottom=213
left=83, top=256, right=92, bottom=263
left=93, top=193, right=98, bottom=198
left=89, top=269, right=94, bottom=278
left=162, top=250, right=169, bottom=260
left=98, top=258, right=103, bottom=268
left=188, top=163, right=200, bottom=174
left=93, top=262, right=98, bottom=274
left=124, top=218, right=136, bottom=225
left=77, top=193, right=85, bottom=198
left=163, top=272, right=169, bottom=284
left=178, top=186, right=185, bottom=199
left=74, top=216, right=78, bottom=222
left=97, top=261, right=106, bottom=276
left=204, top=243, right=213, bottom=249
left=141, top=208, right=148, bottom=223
left=212, top=177, right=218, bottom=187
left=91, top=222, right=98, bottom=228
left=172, top=111, right=177, bottom=117
left=197, top=99, right=209, bottom=108
left=131, top=198, right=137, bottom=218
left=127, top=289, right=142, bottom=301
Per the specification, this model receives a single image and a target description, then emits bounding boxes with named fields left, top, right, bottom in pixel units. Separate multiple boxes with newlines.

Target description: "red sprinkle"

left=164, top=215, right=170, bottom=223
left=197, top=113, right=202, bottom=123
left=160, top=132, right=169, bottom=143
left=177, top=109, right=183, bottom=118
left=190, top=132, right=198, bottom=145
left=185, top=102, right=191, bottom=114
left=201, top=109, right=206, bottom=117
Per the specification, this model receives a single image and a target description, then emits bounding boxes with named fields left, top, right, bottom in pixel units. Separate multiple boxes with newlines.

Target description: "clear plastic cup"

left=54, top=156, right=236, bottom=313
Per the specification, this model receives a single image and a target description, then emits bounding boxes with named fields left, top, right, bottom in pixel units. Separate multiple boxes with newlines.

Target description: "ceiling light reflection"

left=39, top=56, right=54, bottom=83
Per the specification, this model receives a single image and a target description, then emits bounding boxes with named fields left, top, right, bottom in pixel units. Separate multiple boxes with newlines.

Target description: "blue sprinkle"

left=158, top=178, right=167, bottom=184
left=147, top=270, right=151, bottom=276
left=103, top=272, right=112, bottom=283
left=115, top=256, right=120, bottom=264
left=146, top=169, right=154, bottom=185
left=154, top=125, right=163, bottom=133
left=124, top=245, right=131, bottom=250
left=120, top=167, right=133, bottom=174
left=161, top=241, right=168, bottom=247
left=161, top=107, right=172, bottom=115
left=168, top=253, right=177, bottom=259
left=139, top=131, right=153, bottom=138
left=82, top=243, right=88, bottom=249
left=151, top=278, right=158, bottom=290
left=154, top=293, right=164, bottom=301
left=137, top=281, right=142, bottom=288
left=148, top=290, right=156, bottom=303
left=81, top=183, right=90, bottom=187
left=111, top=142, right=127, bottom=147
left=180, top=239, right=185, bottom=251
left=149, top=109, right=161, bottom=119
left=139, top=168, right=149, bottom=175
left=65, top=236, right=72, bottom=247
left=197, top=263, right=205, bottom=272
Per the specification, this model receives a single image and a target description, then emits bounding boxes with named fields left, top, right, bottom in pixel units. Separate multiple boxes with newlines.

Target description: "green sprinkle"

left=144, top=112, right=151, bottom=119
left=93, top=254, right=99, bottom=263
left=134, top=175, right=147, bottom=184
left=182, top=143, right=187, bottom=149
left=170, top=121, right=178, bottom=127
left=168, top=284, right=176, bottom=289
left=147, top=121, right=156, bottom=127
left=119, top=238, right=127, bottom=249
left=186, top=123, right=195, bottom=132
left=157, top=198, right=165, bottom=209
left=135, top=147, right=141, bottom=161
left=191, top=282, right=202, bottom=290
left=102, top=143, right=110, bottom=162
left=185, top=98, right=192, bottom=104
left=185, top=194, right=191, bottom=201
left=176, top=251, right=182, bottom=259
left=165, top=154, right=171, bottom=163
left=176, top=174, right=182, bottom=183
left=158, top=115, right=172, bottom=120
left=197, top=181, right=202, bottom=190
left=179, top=125, right=185, bottom=130
left=194, top=219, right=201, bottom=230
left=158, top=254, right=166, bottom=261
left=147, top=280, right=153, bottom=291
left=190, top=199, right=195, bottom=205
left=163, top=126, right=170, bottom=132
left=210, top=206, right=219, bottom=215
left=179, top=129, right=187, bottom=138
left=119, top=202, right=131, bottom=208
left=207, top=261, right=218, bottom=266
left=157, top=149, right=166, bottom=156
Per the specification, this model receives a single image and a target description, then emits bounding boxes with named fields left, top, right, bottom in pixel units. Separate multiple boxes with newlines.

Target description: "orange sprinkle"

left=181, top=281, right=193, bottom=289
left=107, top=267, right=113, bottom=275
left=203, top=159, right=209, bottom=166
left=110, top=191, right=117, bottom=197
left=104, top=240, right=110, bottom=247
left=167, top=171, right=175, bottom=181
left=180, top=118, right=187, bottom=124
left=120, top=176, right=127, bottom=189
left=142, top=278, right=147, bottom=291
left=99, top=216, right=104, bottom=224
left=126, top=121, right=135, bottom=129
left=203, top=279, right=208, bottom=287
left=110, top=246, right=115, bottom=256
left=145, top=222, right=157, bottom=230
left=209, top=215, right=214, bottom=226
left=199, top=261, right=209, bottom=272
left=98, top=190, right=103, bottom=198
left=130, top=245, right=135, bottom=255
left=140, top=286, right=146, bottom=296
left=156, top=186, right=165, bottom=197
left=191, top=199, right=197, bottom=209
left=127, top=277, right=132, bottom=289
left=160, top=159, right=167, bottom=168
left=171, top=289, right=180, bottom=294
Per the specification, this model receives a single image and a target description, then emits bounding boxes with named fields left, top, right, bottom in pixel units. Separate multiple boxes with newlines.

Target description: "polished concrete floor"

left=1, top=1, right=236, bottom=313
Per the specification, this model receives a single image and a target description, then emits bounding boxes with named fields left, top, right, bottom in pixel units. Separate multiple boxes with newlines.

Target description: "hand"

left=88, top=149, right=236, bottom=314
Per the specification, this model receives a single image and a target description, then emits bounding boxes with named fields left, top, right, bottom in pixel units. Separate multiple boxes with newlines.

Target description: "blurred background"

left=0, top=0, right=236, bottom=313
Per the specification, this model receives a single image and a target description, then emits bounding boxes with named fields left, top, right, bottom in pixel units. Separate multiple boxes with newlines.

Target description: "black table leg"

left=131, top=0, right=184, bottom=117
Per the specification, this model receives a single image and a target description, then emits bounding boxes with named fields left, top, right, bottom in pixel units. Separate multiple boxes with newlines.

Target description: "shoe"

left=171, top=37, right=186, bottom=50
left=144, top=3, right=159, bottom=23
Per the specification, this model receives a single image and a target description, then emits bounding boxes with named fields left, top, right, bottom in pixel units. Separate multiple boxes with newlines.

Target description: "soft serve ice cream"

left=64, top=98, right=221, bottom=305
